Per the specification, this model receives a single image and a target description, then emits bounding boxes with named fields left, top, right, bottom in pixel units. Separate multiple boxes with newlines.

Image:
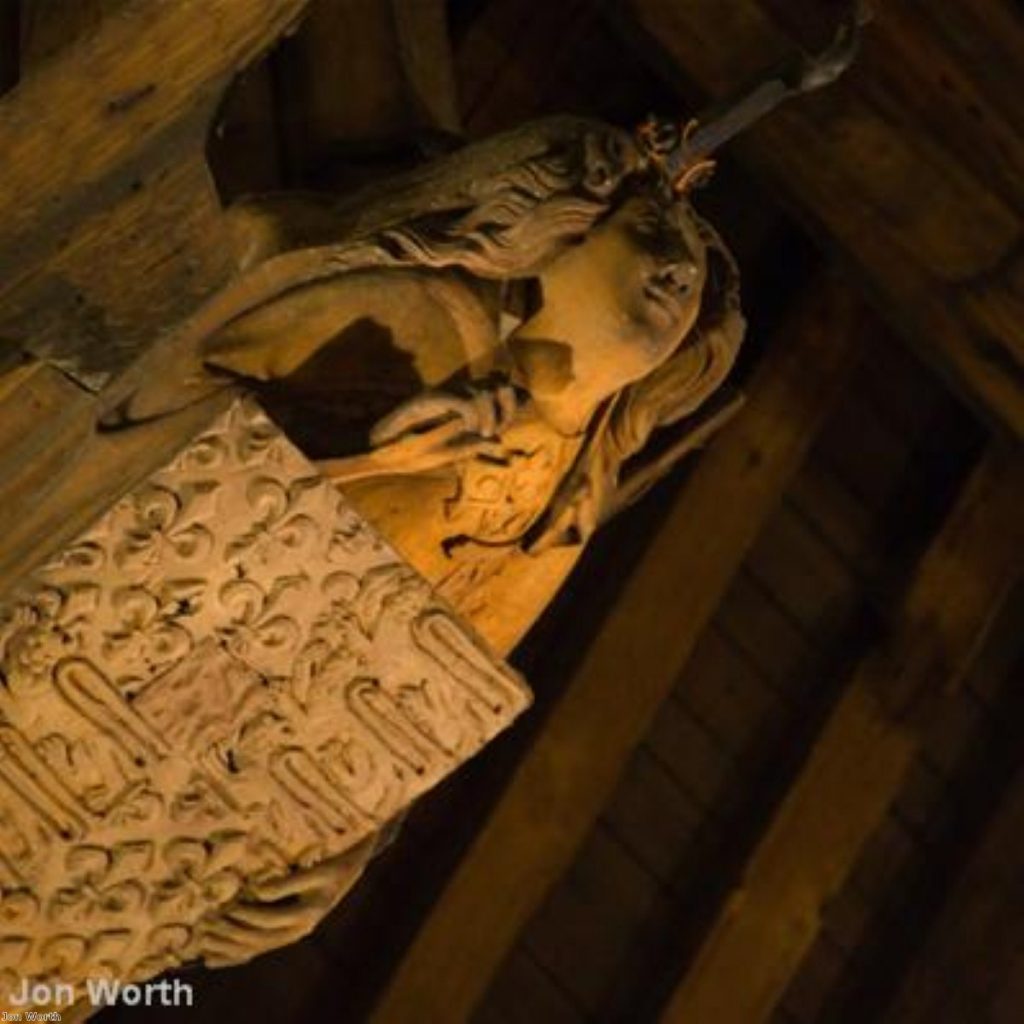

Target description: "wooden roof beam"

left=275, top=0, right=459, bottom=184
left=0, top=0, right=307, bottom=280
left=659, top=445, right=1024, bottom=1024
left=617, top=0, right=1024, bottom=438
left=0, top=0, right=308, bottom=381
left=369, top=276, right=865, bottom=1024
left=883, top=756, right=1024, bottom=1022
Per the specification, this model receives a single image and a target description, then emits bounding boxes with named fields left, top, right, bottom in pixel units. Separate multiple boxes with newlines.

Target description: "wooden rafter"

left=0, top=0, right=309, bottom=382
left=276, top=0, right=459, bottom=183
left=883, top=756, right=1024, bottom=1022
left=616, top=0, right=1024, bottom=438
left=659, top=446, right=1024, bottom=1024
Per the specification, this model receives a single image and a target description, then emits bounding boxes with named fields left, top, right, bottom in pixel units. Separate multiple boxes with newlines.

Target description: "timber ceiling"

left=0, top=1, right=1021, bottom=1022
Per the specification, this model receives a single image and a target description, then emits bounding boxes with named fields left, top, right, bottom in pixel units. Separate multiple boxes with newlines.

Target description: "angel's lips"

left=643, top=280, right=686, bottom=322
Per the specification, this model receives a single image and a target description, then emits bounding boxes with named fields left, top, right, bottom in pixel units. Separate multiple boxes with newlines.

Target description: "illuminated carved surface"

left=0, top=398, right=530, bottom=1001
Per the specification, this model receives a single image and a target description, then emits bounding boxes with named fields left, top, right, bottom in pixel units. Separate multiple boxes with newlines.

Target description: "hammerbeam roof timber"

left=884, top=757, right=1024, bottom=1023
left=660, top=445, right=1024, bottom=1023
left=618, top=0, right=1024, bottom=439
left=0, top=0, right=309, bottom=383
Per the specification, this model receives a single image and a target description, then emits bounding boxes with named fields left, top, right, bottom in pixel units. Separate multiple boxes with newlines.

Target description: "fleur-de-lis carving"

left=169, top=774, right=231, bottom=825
left=225, top=477, right=321, bottom=565
left=106, top=785, right=164, bottom=827
left=48, top=843, right=151, bottom=926
left=102, top=583, right=199, bottom=682
left=233, top=401, right=281, bottom=465
left=114, top=482, right=217, bottom=570
left=0, top=889, right=40, bottom=930
left=150, top=834, right=246, bottom=918
left=42, top=540, right=106, bottom=577
left=86, top=929, right=132, bottom=980
left=39, top=934, right=88, bottom=975
left=131, top=923, right=193, bottom=980
left=327, top=502, right=382, bottom=560
left=34, top=733, right=130, bottom=816
left=216, top=575, right=307, bottom=669
left=167, top=429, right=229, bottom=475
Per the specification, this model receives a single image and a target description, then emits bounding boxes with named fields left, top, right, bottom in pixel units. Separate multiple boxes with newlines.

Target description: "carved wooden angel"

left=85, top=117, right=744, bottom=972
left=93, top=8, right=866, bottom=968
left=113, top=115, right=744, bottom=657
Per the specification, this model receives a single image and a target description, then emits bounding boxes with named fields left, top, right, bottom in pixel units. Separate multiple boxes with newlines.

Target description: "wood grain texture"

left=368, top=277, right=864, bottom=1024
left=620, top=0, right=1024, bottom=437
left=660, top=447, right=1024, bottom=1024
left=0, top=0, right=306, bottom=275
left=276, top=0, right=458, bottom=184
left=0, top=0, right=309, bottom=381
left=882, top=751, right=1024, bottom=1024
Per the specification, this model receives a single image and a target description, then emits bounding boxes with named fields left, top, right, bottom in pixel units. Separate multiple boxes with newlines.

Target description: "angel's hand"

left=370, top=380, right=521, bottom=448
left=318, top=380, right=523, bottom=482
left=197, top=839, right=374, bottom=968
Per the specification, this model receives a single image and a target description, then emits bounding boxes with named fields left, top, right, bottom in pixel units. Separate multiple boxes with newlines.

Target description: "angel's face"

left=523, top=193, right=708, bottom=405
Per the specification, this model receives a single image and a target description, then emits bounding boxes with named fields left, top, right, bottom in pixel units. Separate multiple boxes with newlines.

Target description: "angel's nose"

left=657, top=258, right=700, bottom=293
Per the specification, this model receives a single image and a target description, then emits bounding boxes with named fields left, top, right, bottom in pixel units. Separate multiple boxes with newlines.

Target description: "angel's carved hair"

left=145, top=117, right=742, bottom=538
left=606, top=211, right=743, bottom=460
left=353, top=131, right=745, bottom=544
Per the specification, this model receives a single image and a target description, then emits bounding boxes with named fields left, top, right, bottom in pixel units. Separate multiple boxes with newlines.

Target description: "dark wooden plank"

left=807, top=377, right=917, bottom=513
left=715, top=571, right=813, bottom=698
left=882, top=766, right=1024, bottom=1023
left=0, top=0, right=305, bottom=276
left=19, top=0, right=120, bottom=65
left=474, top=950, right=584, bottom=1024
left=0, top=0, right=307, bottom=379
left=891, top=759, right=949, bottom=841
left=519, top=828, right=662, bottom=1015
left=757, top=0, right=1024, bottom=218
left=917, top=690, right=988, bottom=781
left=659, top=447, right=1024, bottom=1023
left=456, top=0, right=591, bottom=132
left=601, top=745, right=707, bottom=885
left=810, top=595, right=1024, bottom=1023
left=149, top=936, right=331, bottom=1024
left=0, top=0, right=18, bottom=95
left=620, top=0, right=1024, bottom=437
left=368, top=279, right=864, bottom=1024
left=2, top=153, right=232, bottom=383
left=779, top=933, right=847, bottom=1023
left=822, top=885, right=874, bottom=956
left=744, top=501, right=860, bottom=640
left=962, top=581, right=1024, bottom=706
left=675, top=626, right=787, bottom=755
left=276, top=0, right=458, bottom=184
left=207, top=59, right=283, bottom=201
left=853, top=332, right=946, bottom=443
left=847, top=814, right=918, bottom=907
left=646, top=696, right=736, bottom=812
left=786, top=459, right=878, bottom=577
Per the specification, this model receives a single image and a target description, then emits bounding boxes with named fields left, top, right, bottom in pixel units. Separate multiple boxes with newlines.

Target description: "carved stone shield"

left=0, top=398, right=531, bottom=999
